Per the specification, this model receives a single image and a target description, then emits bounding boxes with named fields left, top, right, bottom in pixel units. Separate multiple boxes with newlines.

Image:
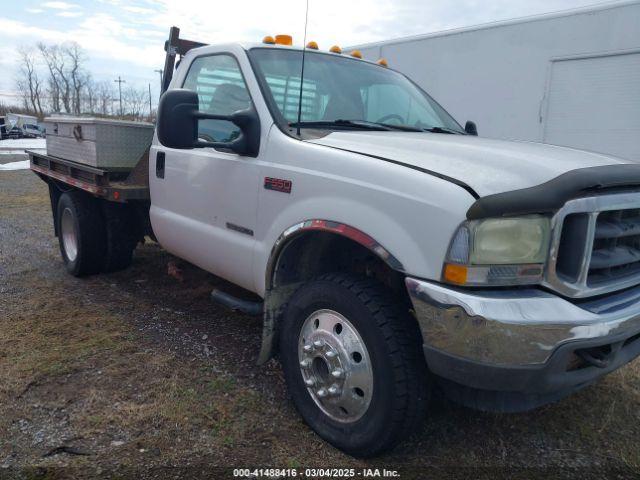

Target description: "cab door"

left=150, top=53, right=261, bottom=291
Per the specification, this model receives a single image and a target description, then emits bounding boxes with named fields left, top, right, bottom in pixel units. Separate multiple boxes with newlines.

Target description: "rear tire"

left=56, top=191, right=106, bottom=277
left=279, top=273, right=429, bottom=457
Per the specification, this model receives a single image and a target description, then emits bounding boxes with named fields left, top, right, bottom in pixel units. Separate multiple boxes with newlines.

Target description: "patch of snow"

left=0, top=138, right=46, bottom=152
left=0, top=160, right=30, bottom=171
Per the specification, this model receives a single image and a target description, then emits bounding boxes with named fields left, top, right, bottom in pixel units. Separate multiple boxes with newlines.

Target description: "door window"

left=183, top=55, right=252, bottom=143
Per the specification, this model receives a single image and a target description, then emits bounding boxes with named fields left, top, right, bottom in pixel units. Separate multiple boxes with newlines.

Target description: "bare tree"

left=36, top=42, right=89, bottom=114
left=16, top=46, right=44, bottom=116
left=64, top=42, right=87, bottom=114
left=123, top=85, right=147, bottom=119
left=94, top=80, right=114, bottom=116
left=37, top=42, right=61, bottom=112
left=53, top=46, right=71, bottom=113
left=14, top=40, right=155, bottom=121
left=82, top=75, right=96, bottom=114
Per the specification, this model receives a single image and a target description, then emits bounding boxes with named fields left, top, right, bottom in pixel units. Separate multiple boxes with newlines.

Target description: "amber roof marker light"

left=377, top=58, right=388, bottom=67
left=275, top=34, right=293, bottom=46
left=350, top=50, right=362, bottom=59
left=329, top=45, right=342, bottom=54
left=262, top=35, right=275, bottom=44
left=306, top=41, right=319, bottom=50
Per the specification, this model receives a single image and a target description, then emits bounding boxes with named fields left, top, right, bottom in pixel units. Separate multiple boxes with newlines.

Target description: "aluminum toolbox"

left=44, top=117, right=154, bottom=169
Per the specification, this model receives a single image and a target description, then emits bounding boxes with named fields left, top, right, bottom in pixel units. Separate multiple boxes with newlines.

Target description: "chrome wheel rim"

left=60, top=207, right=78, bottom=262
left=298, top=309, right=373, bottom=423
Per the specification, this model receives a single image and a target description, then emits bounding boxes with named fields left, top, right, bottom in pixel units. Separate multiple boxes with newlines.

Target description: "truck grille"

left=590, top=209, right=640, bottom=285
left=545, top=192, right=640, bottom=298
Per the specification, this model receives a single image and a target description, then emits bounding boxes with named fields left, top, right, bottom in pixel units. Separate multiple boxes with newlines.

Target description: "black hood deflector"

left=467, top=164, right=640, bottom=220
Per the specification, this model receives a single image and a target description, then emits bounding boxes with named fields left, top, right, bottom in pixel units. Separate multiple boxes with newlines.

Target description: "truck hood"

left=307, top=131, right=631, bottom=198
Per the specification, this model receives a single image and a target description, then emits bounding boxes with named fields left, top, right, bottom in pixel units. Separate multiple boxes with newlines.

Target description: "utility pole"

left=114, top=76, right=126, bottom=116
left=148, top=83, right=153, bottom=118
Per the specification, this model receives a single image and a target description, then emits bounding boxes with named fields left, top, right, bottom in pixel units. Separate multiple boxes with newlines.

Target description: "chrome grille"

left=590, top=209, right=640, bottom=285
left=544, top=192, right=640, bottom=298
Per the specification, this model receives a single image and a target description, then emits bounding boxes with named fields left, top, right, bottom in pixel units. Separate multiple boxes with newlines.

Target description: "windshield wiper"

left=420, top=126, right=463, bottom=135
left=376, top=122, right=424, bottom=132
left=289, top=119, right=392, bottom=131
left=289, top=119, right=463, bottom=134
left=289, top=119, right=425, bottom=132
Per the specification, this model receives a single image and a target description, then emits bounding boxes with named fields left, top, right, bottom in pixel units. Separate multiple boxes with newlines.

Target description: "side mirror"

left=465, top=121, right=478, bottom=136
left=156, top=88, right=260, bottom=157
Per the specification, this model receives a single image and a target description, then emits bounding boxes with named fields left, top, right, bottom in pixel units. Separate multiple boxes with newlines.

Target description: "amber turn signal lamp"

left=306, top=41, right=319, bottom=49
left=329, top=45, right=342, bottom=54
left=275, top=34, right=293, bottom=46
left=443, top=264, right=468, bottom=285
left=262, top=35, right=275, bottom=44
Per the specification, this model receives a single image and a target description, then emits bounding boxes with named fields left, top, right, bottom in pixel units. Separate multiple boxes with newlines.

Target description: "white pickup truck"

left=29, top=28, right=640, bottom=457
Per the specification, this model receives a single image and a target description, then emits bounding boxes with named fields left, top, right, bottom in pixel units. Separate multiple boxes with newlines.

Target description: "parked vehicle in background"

left=22, top=123, right=45, bottom=138
left=27, top=27, right=640, bottom=457
left=5, top=113, right=42, bottom=139
left=0, top=117, right=6, bottom=139
left=7, top=127, right=23, bottom=139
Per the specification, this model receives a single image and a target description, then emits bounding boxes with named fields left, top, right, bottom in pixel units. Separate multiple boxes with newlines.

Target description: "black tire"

left=279, top=273, right=429, bottom=457
left=56, top=191, right=106, bottom=277
left=101, top=202, right=138, bottom=273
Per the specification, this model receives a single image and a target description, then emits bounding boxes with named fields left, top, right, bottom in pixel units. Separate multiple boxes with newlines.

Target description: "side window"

left=183, top=54, right=252, bottom=143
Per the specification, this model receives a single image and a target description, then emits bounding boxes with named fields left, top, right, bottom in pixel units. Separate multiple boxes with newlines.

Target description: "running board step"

left=210, top=288, right=263, bottom=316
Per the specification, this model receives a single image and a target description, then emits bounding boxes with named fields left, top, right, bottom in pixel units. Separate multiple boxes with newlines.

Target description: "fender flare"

left=257, top=219, right=405, bottom=364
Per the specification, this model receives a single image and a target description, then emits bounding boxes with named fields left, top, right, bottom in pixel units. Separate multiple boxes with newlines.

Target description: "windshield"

left=248, top=48, right=464, bottom=133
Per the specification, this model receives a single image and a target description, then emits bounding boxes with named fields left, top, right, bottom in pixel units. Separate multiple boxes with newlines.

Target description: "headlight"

left=443, top=215, right=551, bottom=286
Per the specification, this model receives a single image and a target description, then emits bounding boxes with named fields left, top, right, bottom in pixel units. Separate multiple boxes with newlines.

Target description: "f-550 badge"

left=264, top=177, right=292, bottom=194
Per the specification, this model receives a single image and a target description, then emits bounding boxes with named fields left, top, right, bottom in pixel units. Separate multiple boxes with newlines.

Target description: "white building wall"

left=353, top=1, right=640, bottom=159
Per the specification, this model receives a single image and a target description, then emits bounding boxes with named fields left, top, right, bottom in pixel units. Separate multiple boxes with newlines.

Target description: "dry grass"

left=0, top=276, right=300, bottom=473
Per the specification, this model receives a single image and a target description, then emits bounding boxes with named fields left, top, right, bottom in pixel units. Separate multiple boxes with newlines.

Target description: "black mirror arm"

left=194, top=111, right=231, bottom=122
left=192, top=107, right=260, bottom=157
left=195, top=135, right=246, bottom=152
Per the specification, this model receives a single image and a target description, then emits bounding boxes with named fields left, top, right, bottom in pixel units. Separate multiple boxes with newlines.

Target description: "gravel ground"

left=1, top=155, right=639, bottom=479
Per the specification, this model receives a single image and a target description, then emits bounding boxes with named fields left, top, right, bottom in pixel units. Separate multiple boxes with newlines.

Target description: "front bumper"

left=406, top=277, right=640, bottom=401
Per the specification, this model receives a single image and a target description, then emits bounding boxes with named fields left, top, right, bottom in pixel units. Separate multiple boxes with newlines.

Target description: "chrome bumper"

left=405, top=277, right=640, bottom=367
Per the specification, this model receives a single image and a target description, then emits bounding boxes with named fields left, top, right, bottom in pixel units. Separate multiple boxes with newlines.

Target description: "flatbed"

left=28, top=149, right=150, bottom=203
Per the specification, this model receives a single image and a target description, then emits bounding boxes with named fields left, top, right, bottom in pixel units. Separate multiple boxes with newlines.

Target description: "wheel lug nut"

left=303, top=344, right=312, bottom=353
left=316, top=388, right=328, bottom=398
left=300, top=359, right=311, bottom=369
left=326, top=350, right=337, bottom=358
left=313, top=339, right=324, bottom=349
left=331, top=368, right=343, bottom=378
left=328, top=384, right=340, bottom=396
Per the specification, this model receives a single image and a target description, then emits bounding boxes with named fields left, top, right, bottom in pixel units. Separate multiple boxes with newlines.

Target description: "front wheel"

left=279, top=273, right=429, bottom=457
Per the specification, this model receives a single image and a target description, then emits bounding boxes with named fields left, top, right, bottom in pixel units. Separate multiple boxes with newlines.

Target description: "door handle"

left=156, top=151, right=165, bottom=179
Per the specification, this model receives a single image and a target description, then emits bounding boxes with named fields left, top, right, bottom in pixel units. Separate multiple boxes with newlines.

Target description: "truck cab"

left=32, top=29, right=640, bottom=458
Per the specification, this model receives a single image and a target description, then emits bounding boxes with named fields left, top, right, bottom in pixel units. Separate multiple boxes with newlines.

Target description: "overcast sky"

left=0, top=0, right=621, bottom=106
